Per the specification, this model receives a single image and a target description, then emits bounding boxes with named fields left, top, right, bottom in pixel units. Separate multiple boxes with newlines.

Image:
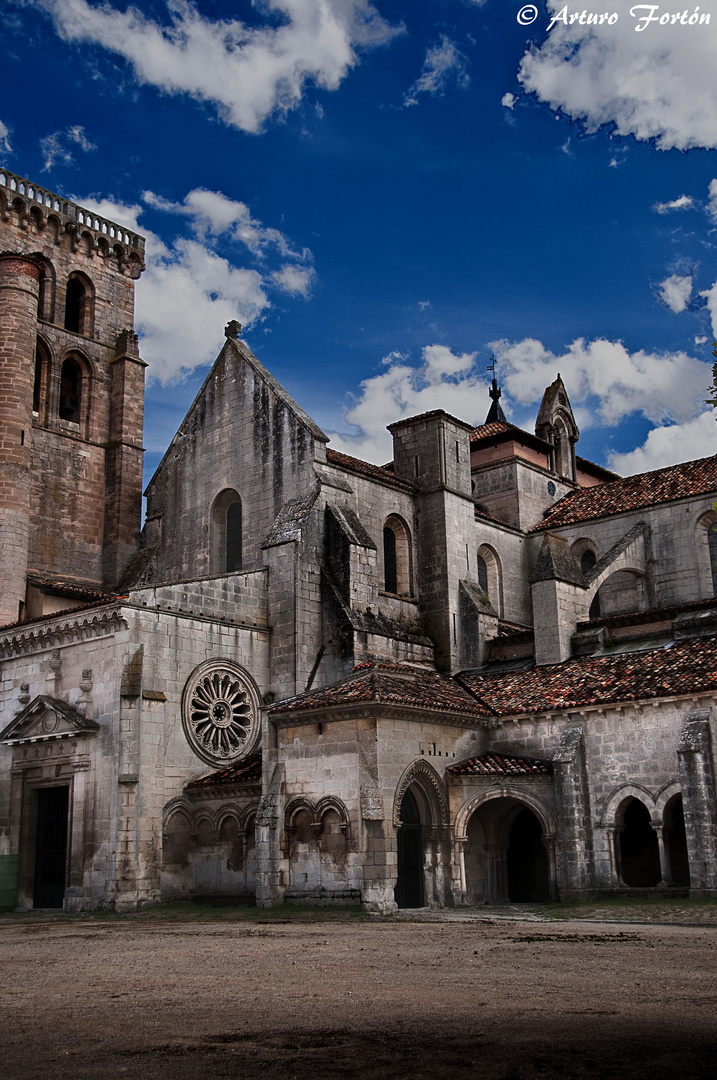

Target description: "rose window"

left=182, top=662, right=259, bottom=766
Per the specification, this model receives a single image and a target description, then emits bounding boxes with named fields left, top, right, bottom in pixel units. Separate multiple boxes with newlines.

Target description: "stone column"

left=677, top=713, right=717, bottom=897
left=552, top=725, right=595, bottom=897
left=0, top=254, right=39, bottom=625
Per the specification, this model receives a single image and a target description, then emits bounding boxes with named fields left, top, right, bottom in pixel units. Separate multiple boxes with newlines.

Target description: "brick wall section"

left=0, top=255, right=39, bottom=623
left=0, top=173, right=145, bottom=600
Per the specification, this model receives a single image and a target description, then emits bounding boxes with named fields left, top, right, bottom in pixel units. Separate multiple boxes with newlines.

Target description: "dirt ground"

left=2, top=903, right=716, bottom=1080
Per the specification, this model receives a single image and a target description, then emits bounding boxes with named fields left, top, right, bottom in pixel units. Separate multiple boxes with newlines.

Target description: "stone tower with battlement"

left=0, top=169, right=146, bottom=625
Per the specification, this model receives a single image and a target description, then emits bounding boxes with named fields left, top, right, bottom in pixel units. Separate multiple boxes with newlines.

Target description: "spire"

left=485, top=356, right=506, bottom=423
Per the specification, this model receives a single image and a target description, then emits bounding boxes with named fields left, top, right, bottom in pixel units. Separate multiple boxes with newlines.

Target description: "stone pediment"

left=0, top=696, right=99, bottom=744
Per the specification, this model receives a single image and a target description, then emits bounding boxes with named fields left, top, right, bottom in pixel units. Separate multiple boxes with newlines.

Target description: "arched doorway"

left=463, top=796, right=554, bottom=904
left=395, top=788, right=424, bottom=908
left=664, top=794, right=690, bottom=887
left=507, top=808, right=550, bottom=902
left=618, top=799, right=661, bottom=887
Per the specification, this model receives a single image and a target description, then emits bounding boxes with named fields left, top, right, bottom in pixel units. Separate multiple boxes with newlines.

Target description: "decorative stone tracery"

left=181, top=660, right=260, bottom=767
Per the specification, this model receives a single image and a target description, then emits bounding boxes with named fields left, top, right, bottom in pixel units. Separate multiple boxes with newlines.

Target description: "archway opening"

left=619, top=799, right=661, bottom=887
left=395, top=787, right=424, bottom=908
left=507, top=807, right=550, bottom=902
left=59, top=357, right=81, bottom=422
left=464, top=796, right=553, bottom=905
left=664, top=794, right=690, bottom=887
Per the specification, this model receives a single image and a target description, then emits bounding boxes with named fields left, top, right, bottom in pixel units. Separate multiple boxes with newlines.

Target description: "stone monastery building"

left=1, top=168, right=716, bottom=913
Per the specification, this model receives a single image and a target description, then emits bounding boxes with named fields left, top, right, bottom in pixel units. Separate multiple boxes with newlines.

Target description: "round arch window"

left=181, top=660, right=261, bottom=767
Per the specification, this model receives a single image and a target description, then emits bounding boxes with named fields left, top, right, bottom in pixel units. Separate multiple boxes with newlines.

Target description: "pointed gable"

left=0, top=696, right=100, bottom=744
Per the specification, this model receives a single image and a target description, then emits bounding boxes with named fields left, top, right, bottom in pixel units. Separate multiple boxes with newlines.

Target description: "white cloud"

left=327, top=345, right=480, bottom=463
left=79, top=188, right=315, bottom=381
left=708, top=179, right=717, bottom=223
left=609, top=411, right=717, bottom=474
left=143, top=188, right=308, bottom=260
left=700, top=279, right=717, bottom=339
left=657, top=274, right=692, bottom=314
left=518, top=1, right=717, bottom=150
left=43, top=0, right=401, bottom=134
left=0, top=120, right=12, bottom=153
left=39, top=124, right=95, bottom=171
left=272, top=264, right=315, bottom=296
left=403, top=36, right=469, bottom=107
left=654, top=194, right=695, bottom=214
left=325, top=334, right=713, bottom=468
left=501, top=92, right=516, bottom=110
left=491, top=336, right=710, bottom=426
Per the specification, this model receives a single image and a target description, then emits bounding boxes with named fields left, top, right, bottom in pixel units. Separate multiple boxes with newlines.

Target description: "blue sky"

left=3, top=0, right=717, bottom=484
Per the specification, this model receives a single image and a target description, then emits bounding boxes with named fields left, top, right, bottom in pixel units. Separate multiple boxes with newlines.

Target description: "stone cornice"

left=0, top=606, right=127, bottom=658
left=271, top=699, right=487, bottom=730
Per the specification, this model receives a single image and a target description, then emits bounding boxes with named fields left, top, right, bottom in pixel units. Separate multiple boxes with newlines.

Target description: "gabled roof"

left=457, top=634, right=717, bottom=716
left=269, top=660, right=491, bottom=719
left=470, top=420, right=553, bottom=455
left=0, top=695, right=100, bottom=742
left=448, top=753, right=553, bottom=776
left=533, top=455, right=717, bottom=531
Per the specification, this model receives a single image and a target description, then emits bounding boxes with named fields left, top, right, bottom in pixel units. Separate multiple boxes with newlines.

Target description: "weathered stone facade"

left=0, top=170, right=716, bottom=913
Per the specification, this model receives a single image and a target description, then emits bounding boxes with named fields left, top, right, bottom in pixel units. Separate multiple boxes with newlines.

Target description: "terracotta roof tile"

left=457, top=634, right=717, bottom=715
left=269, top=660, right=491, bottom=718
left=185, top=753, right=262, bottom=788
left=325, top=448, right=416, bottom=491
left=447, top=752, right=553, bottom=776
left=533, top=455, right=717, bottom=531
left=470, top=421, right=513, bottom=440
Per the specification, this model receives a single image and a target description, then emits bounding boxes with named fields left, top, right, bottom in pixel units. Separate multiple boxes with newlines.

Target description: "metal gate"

left=33, top=786, right=69, bottom=909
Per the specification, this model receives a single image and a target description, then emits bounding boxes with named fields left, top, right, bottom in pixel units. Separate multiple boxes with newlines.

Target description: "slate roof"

left=269, top=660, right=491, bottom=719
left=457, top=634, right=717, bottom=715
left=448, top=753, right=553, bottom=776
left=325, top=448, right=416, bottom=492
left=185, top=753, right=262, bottom=788
left=533, top=455, right=717, bottom=531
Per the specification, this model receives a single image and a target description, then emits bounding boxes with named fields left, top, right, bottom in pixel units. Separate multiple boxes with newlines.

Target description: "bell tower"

left=0, top=168, right=146, bottom=624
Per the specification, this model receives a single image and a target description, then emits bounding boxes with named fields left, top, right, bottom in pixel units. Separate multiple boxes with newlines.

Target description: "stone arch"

left=615, top=796, right=661, bottom=887
left=46, top=214, right=61, bottom=243
left=58, top=349, right=93, bottom=435
left=35, top=256, right=56, bottom=323
left=654, top=779, right=683, bottom=821
left=383, top=514, right=413, bottom=596
left=393, top=759, right=449, bottom=829
left=596, top=568, right=647, bottom=617
left=29, top=204, right=45, bottom=234
left=454, top=786, right=557, bottom=842
left=477, top=544, right=503, bottom=615
left=601, top=783, right=657, bottom=827
left=64, top=271, right=94, bottom=336
left=285, top=797, right=317, bottom=829
left=457, top=789, right=557, bottom=904
left=162, top=805, right=193, bottom=872
left=211, top=487, right=243, bottom=574
left=663, top=791, right=690, bottom=887
left=315, top=795, right=350, bottom=833
left=695, top=508, right=717, bottom=598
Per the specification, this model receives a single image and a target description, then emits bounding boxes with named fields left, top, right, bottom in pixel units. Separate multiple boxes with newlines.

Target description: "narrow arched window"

left=59, top=358, right=81, bottom=422
left=477, top=555, right=488, bottom=595
left=226, top=501, right=242, bottom=572
left=64, top=277, right=84, bottom=333
left=383, top=516, right=412, bottom=596
left=709, top=524, right=717, bottom=597
left=383, top=526, right=397, bottom=594
left=64, top=274, right=93, bottom=335
left=33, top=341, right=49, bottom=416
